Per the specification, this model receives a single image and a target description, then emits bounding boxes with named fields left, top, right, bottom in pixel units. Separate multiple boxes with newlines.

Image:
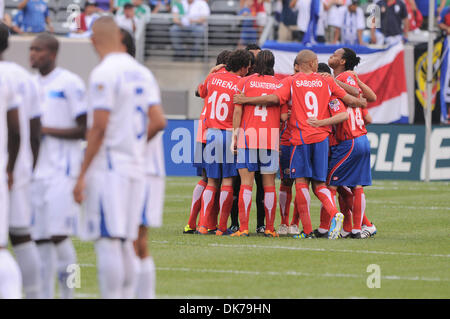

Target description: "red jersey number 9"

left=305, top=91, right=319, bottom=118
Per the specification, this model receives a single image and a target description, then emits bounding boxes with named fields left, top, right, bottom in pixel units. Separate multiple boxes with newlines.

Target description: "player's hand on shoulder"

left=233, top=90, right=246, bottom=105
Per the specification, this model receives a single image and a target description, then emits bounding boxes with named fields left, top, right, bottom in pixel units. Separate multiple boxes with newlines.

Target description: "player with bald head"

left=234, top=49, right=367, bottom=239
left=30, top=33, right=86, bottom=298
left=73, top=16, right=162, bottom=298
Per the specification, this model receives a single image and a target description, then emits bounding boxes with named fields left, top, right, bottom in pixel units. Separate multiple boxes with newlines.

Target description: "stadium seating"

left=210, top=0, right=240, bottom=14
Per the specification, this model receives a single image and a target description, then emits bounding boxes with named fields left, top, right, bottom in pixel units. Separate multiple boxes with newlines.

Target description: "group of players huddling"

left=184, top=44, right=378, bottom=240
left=0, top=17, right=166, bottom=299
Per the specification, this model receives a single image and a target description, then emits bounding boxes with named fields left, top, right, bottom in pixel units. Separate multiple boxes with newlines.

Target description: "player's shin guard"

left=352, top=188, right=366, bottom=233
left=121, top=240, right=139, bottom=299
left=362, top=213, right=373, bottom=227
left=136, top=256, right=156, bottom=299
left=95, top=238, right=124, bottom=299
left=188, top=180, right=207, bottom=229
left=263, top=186, right=277, bottom=232
left=295, top=183, right=312, bottom=234
left=218, top=185, right=234, bottom=232
left=238, top=185, right=253, bottom=232
left=0, top=250, right=22, bottom=299
left=198, top=185, right=217, bottom=229
left=12, top=241, right=41, bottom=299
left=36, top=242, right=57, bottom=299
left=55, top=238, right=77, bottom=299
left=279, top=185, right=292, bottom=226
left=337, top=186, right=354, bottom=232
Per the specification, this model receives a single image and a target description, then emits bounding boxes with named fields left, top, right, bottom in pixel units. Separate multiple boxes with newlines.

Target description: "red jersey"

left=198, top=70, right=240, bottom=131
left=237, top=73, right=285, bottom=150
left=334, top=71, right=368, bottom=142
left=196, top=69, right=228, bottom=142
left=279, top=76, right=293, bottom=146
left=274, top=72, right=347, bottom=145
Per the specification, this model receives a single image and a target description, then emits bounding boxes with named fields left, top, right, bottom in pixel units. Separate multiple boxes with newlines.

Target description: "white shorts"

left=0, top=182, right=9, bottom=247
left=140, top=175, right=165, bottom=228
left=9, top=183, right=32, bottom=229
left=80, top=170, right=146, bottom=241
left=31, top=176, right=79, bottom=241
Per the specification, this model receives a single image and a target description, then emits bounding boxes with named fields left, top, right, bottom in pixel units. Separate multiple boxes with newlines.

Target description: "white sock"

left=0, top=249, right=22, bottom=299
left=121, top=240, right=139, bottom=299
left=55, top=238, right=77, bottom=299
left=36, top=242, right=57, bottom=299
left=136, top=256, right=156, bottom=299
left=95, top=238, right=124, bottom=299
left=12, top=241, right=42, bottom=299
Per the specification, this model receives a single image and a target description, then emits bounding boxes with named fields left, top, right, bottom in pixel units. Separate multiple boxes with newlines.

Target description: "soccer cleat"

left=228, top=225, right=240, bottom=233
left=195, top=226, right=209, bottom=235
left=361, top=224, right=377, bottom=238
left=350, top=232, right=362, bottom=239
left=256, top=225, right=266, bottom=234
left=230, top=230, right=249, bottom=237
left=264, top=230, right=279, bottom=238
left=183, top=225, right=196, bottom=234
left=293, top=231, right=314, bottom=239
left=340, top=229, right=351, bottom=239
left=277, top=224, right=288, bottom=236
left=313, top=228, right=329, bottom=238
left=328, top=213, right=344, bottom=240
left=216, top=229, right=233, bottom=236
left=288, top=224, right=300, bottom=235
left=207, top=228, right=218, bottom=235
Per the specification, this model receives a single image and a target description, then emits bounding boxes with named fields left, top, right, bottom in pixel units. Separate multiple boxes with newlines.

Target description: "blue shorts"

left=289, top=137, right=329, bottom=181
left=327, top=135, right=372, bottom=187
left=236, top=148, right=279, bottom=174
left=279, top=145, right=292, bottom=180
left=204, top=128, right=238, bottom=179
left=193, top=142, right=205, bottom=169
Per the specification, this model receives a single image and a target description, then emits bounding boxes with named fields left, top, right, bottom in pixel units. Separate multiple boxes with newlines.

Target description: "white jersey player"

left=74, top=17, right=160, bottom=299
left=2, top=61, right=43, bottom=299
left=0, top=26, right=23, bottom=298
left=119, top=28, right=167, bottom=299
left=30, top=34, right=87, bottom=299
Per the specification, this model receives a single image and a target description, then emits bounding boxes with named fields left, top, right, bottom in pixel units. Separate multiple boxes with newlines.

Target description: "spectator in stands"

left=150, top=0, right=171, bottom=13
left=405, top=0, right=423, bottom=33
left=169, top=0, right=210, bottom=60
left=371, top=0, right=408, bottom=45
left=323, top=0, right=347, bottom=44
left=73, top=1, right=100, bottom=33
left=277, top=0, right=298, bottom=42
left=111, top=0, right=132, bottom=13
left=116, top=0, right=151, bottom=23
left=115, top=2, right=139, bottom=34
left=95, top=0, right=112, bottom=11
left=248, top=0, right=270, bottom=36
left=438, top=2, right=450, bottom=34
left=238, top=0, right=258, bottom=47
left=290, top=0, right=321, bottom=43
left=17, top=0, right=53, bottom=33
left=333, top=0, right=365, bottom=45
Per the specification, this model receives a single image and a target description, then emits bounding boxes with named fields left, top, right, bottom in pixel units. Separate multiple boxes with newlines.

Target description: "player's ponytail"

left=254, top=50, right=275, bottom=76
left=342, top=48, right=361, bottom=71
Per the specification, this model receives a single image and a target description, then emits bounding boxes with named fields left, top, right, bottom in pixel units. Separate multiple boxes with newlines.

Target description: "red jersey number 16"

left=208, top=90, right=230, bottom=121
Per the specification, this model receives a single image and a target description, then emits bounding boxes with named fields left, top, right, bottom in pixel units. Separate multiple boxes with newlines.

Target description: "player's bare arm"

left=7, top=108, right=20, bottom=189
left=233, top=92, right=280, bottom=106
left=41, top=114, right=87, bottom=139
left=342, top=94, right=367, bottom=109
left=147, top=104, right=167, bottom=141
left=231, top=104, right=243, bottom=153
left=307, top=112, right=349, bottom=128
left=29, top=117, right=41, bottom=169
left=73, top=110, right=109, bottom=204
left=335, top=79, right=359, bottom=97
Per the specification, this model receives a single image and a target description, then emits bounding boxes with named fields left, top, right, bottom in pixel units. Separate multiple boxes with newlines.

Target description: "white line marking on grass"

left=156, top=267, right=449, bottom=283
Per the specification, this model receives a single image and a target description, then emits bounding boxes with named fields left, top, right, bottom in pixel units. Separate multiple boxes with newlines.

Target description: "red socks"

left=318, top=187, right=336, bottom=231
left=279, top=185, right=292, bottom=226
left=264, top=186, right=277, bottom=232
left=295, top=183, right=312, bottom=234
left=217, top=185, right=234, bottom=232
left=352, top=187, right=366, bottom=232
left=188, top=179, right=207, bottom=229
left=198, top=185, right=217, bottom=229
left=238, top=185, right=253, bottom=232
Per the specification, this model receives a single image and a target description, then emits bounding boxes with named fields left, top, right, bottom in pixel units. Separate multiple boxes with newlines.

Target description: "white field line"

left=156, top=266, right=449, bottom=283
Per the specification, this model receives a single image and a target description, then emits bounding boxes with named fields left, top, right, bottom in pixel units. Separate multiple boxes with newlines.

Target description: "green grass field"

left=71, top=178, right=450, bottom=299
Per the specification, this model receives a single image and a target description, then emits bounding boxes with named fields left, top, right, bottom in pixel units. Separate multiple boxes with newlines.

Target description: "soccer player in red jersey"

left=184, top=50, right=231, bottom=234
left=196, top=49, right=252, bottom=235
left=324, top=48, right=377, bottom=239
left=229, top=50, right=288, bottom=237
left=234, top=50, right=367, bottom=239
